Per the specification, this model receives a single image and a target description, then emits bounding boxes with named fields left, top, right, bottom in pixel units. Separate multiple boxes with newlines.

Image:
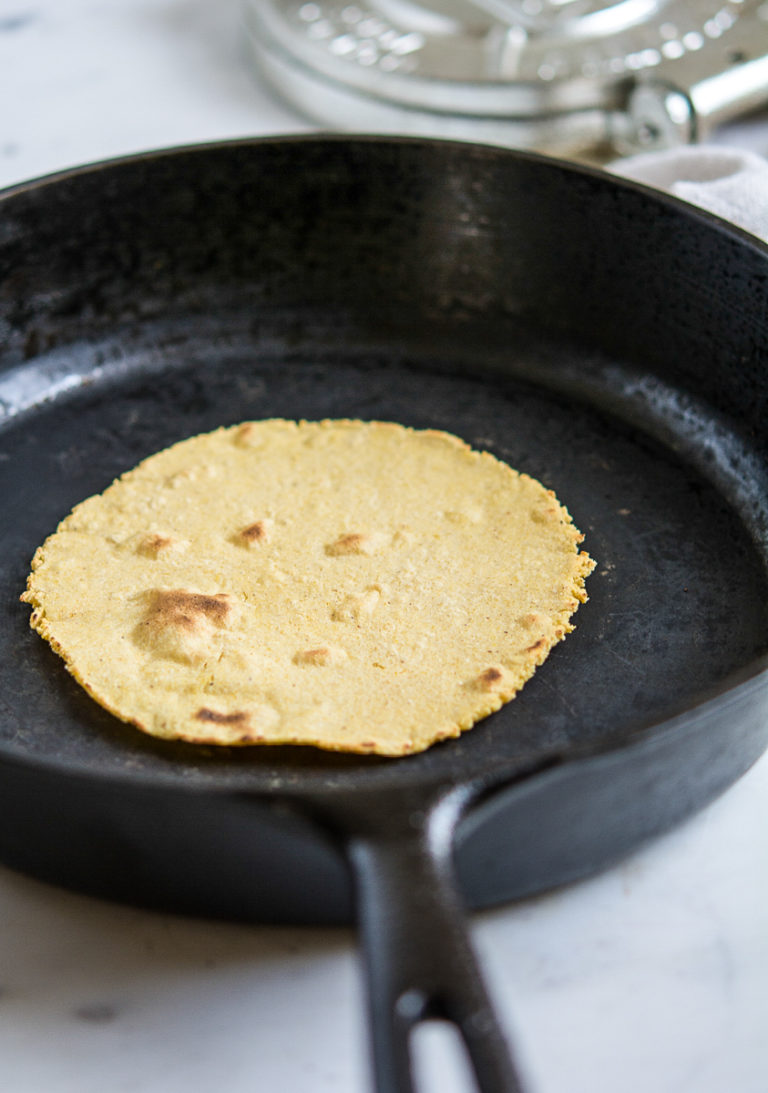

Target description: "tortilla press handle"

left=342, top=785, right=525, bottom=1093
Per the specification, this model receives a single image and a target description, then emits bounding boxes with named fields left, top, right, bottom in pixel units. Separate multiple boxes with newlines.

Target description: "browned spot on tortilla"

left=146, top=590, right=230, bottom=631
left=326, top=532, right=373, bottom=556
left=136, top=533, right=174, bottom=557
left=195, top=707, right=249, bottom=725
left=480, top=667, right=503, bottom=684
left=472, top=666, right=506, bottom=693
left=233, top=422, right=262, bottom=448
left=240, top=521, right=269, bottom=544
left=526, top=637, right=547, bottom=653
left=521, top=612, right=545, bottom=629
left=293, top=645, right=347, bottom=667
left=235, top=518, right=275, bottom=549
left=133, top=590, right=232, bottom=665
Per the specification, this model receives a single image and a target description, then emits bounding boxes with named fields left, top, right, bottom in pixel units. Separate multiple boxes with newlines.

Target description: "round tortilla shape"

left=21, top=420, right=595, bottom=756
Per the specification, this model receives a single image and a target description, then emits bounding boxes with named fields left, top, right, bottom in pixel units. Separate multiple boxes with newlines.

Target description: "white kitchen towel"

left=611, top=145, right=768, bottom=243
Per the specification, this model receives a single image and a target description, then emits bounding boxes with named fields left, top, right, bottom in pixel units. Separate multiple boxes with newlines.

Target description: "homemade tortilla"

left=21, top=419, right=595, bottom=755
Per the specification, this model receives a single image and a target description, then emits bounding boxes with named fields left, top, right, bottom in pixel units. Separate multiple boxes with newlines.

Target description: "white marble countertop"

left=1, top=3, right=767, bottom=1092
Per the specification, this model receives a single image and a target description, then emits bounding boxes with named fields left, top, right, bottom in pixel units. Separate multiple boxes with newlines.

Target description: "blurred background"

left=0, top=0, right=766, bottom=194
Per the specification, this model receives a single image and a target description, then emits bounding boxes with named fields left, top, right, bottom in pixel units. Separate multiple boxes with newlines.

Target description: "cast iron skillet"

left=0, top=137, right=767, bottom=1093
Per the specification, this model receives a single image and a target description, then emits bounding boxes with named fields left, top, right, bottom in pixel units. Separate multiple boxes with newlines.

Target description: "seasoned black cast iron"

left=0, top=137, right=766, bottom=1093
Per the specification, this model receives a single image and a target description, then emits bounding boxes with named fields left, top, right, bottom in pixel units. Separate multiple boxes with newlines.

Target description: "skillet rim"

left=1, top=134, right=767, bottom=801
left=0, top=131, right=767, bottom=260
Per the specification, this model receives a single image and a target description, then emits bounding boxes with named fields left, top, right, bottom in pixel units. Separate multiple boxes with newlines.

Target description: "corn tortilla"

left=21, top=419, right=595, bottom=755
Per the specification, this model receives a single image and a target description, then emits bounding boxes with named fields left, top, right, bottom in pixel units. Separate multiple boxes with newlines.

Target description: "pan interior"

left=1, top=316, right=767, bottom=795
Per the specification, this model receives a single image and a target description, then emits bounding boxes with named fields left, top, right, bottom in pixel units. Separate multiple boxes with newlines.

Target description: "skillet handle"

left=345, top=787, right=525, bottom=1093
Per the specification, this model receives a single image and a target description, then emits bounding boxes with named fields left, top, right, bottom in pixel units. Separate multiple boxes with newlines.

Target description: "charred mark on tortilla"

left=195, top=708, right=249, bottom=725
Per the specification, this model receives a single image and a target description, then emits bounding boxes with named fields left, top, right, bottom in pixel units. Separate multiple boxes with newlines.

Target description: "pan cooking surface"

left=1, top=323, right=766, bottom=794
